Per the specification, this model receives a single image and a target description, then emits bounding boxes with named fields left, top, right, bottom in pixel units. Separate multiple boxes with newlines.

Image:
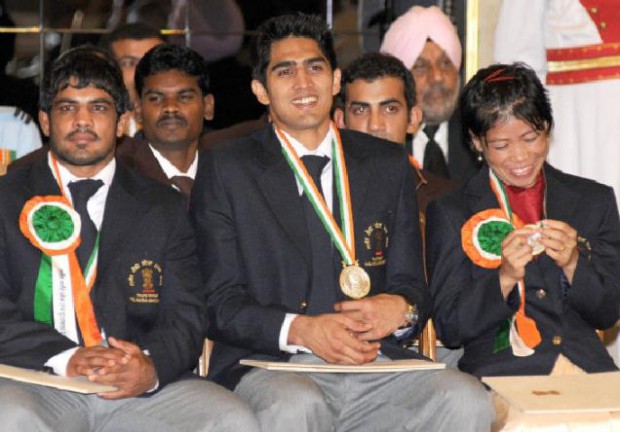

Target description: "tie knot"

left=301, top=155, right=329, bottom=180
left=170, top=175, right=194, bottom=197
left=423, top=125, right=439, bottom=141
left=68, top=179, right=104, bottom=207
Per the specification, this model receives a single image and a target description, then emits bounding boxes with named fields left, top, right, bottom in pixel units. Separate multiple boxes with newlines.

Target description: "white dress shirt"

left=411, top=121, right=450, bottom=168
left=149, top=143, right=198, bottom=184
left=45, top=154, right=115, bottom=375
left=277, top=126, right=336, bottom=353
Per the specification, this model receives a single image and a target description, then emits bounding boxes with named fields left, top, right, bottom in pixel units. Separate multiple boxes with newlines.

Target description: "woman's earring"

left=477, top=151, right=483, bottom=162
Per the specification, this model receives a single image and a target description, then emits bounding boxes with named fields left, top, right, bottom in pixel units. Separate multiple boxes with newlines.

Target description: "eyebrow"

left=144, top=87, right=198, bottom=94
left=348, top=98, right=402, bottom=107
left=53, top=97, right=113, bottom=105
left=270, top=57, right=326, bottom=72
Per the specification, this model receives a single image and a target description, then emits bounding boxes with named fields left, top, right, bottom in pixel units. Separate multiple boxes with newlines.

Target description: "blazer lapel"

left=538, top=164, right=580, bottom=289
left=544, top=164, right=579, bottom=223
left=463, top=166, right=498, bottom=215
left=255, top=128, right=312, bottom=266
left=97, top=164, right=149, bottom=279
left=29, top=152, right=63, bottom=196
left=340, top=132, right=372, bottom=217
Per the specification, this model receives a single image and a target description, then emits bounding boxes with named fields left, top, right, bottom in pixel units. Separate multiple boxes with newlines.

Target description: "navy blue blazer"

left=426, top=164, right=620, bottom=377
left=191, top=126, right=430, bottom=390
left=0, top=155, right=205, bottom=388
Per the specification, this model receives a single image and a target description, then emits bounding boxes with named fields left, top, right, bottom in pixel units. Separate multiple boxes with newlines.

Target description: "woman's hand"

left=540, top=219, right=579, bottom=283
left=499, top=226, right=537, bottom=298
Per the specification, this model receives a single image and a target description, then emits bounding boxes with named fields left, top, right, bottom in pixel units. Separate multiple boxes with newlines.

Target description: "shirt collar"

left=280, top=125, right=334, bottom=160
left=48, top=152, right=116, bottom=192
left=149, top=144, right=198, bottom=179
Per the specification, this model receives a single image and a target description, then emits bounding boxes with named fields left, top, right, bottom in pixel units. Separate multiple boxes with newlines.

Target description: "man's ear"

left=406, top=105, right=423, bottom=135
left=333, top=107, right=346, bottom=129
left=251, top=79, right=270, bottom=106
left=332, top=68, right=342, bottom=96
left=203, top=94, right=215, bottom=121
left=38, top=110, right=50, bottom=137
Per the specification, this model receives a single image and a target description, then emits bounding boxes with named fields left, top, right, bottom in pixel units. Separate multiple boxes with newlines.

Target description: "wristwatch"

left=401, top=303, right=419, bottom=328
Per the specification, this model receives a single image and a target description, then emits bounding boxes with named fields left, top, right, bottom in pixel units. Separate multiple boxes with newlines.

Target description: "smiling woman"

left=425, top=62, right=620, bottom=379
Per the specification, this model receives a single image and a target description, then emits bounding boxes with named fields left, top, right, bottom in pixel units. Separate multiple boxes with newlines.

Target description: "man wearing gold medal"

left=191, top=14, right=493, bottom=431
left=0, top=47, right=258, bottom=431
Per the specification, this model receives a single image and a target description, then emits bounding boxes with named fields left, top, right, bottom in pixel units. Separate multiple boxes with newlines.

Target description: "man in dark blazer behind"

left=0, top=47, right=257, bottom=431
left=191, top=13, right=492, bottom=432
left=116, top=43, right=215, bottom=197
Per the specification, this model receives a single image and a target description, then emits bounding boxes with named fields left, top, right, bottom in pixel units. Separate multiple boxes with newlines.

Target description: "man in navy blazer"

left=191, top=13, right=493, bottom=432
left=0, top=47, right=257, bottom=431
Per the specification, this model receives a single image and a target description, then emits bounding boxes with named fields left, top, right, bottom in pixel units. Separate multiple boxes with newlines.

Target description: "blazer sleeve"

left=566, top=189, right=620, bottom=330
left=191, top=150, right=286, bottom=356
left=384, top=156, right=431, bottom=333
left=425, top=198, right=516, bottom=347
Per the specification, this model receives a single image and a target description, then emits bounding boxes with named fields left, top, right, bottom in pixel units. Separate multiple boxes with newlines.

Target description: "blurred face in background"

left=339, top=76, right=421, bottom=144
left=111, top=37, right=164, bottom=105
left=411, top=40, right=460, bottom=125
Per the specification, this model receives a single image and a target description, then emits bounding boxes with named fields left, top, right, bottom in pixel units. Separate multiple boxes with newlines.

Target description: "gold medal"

left=339, top=265, right=371, bottom=299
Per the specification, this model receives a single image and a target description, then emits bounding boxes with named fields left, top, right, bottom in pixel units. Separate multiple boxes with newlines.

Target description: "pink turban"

left=380, top=6, right=462, bottom=71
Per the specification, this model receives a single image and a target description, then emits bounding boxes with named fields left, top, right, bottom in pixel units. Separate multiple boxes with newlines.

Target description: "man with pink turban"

left=381, top=5, right=479, bottom=183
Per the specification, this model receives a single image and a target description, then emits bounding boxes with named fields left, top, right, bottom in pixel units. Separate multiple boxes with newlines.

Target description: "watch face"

left=405, top=304, right=419, bottom=325
left=577, top=235, right=592, bottom=260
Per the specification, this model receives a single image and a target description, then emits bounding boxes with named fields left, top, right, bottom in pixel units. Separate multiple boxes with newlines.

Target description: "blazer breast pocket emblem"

left=363, top=221, right=389, bottom=267
left=128, top=259, right=162, bottom=304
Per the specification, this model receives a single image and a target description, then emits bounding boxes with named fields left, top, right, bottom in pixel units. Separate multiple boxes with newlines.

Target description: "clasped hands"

left=67, top=337, right=158, bottom=399
left=499, top=219, right=579, bottom=297
left=288, top=293, right=409, bottom=365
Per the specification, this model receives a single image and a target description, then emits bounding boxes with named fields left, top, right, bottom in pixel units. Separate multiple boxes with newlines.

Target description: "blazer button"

left=536, top=289, right=546, bottom=299
left=300, top=301, right=308, bottom=311
left=552, top=336, right=562, bottom=345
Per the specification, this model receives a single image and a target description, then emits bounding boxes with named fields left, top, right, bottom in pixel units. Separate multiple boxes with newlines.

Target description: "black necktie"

left=423, top=125, right=450, bottom=178
left=300, top=155, right=335, bottom=304
left=171, top=175, right=194, bottom=197
left=68, top=179, right=103, bottom=270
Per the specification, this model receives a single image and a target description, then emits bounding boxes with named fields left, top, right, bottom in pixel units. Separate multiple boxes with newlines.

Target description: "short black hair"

left=340, top=52, right=416, bottom=111
left=460, top=62, right=553, bottom=148
left=251, top=14, right=337, bottom=85
left=99, top=22, right=165, bottom=54
left=134, top=44, right=211, bottom=97
left=40, top=45, right=130, bottom=116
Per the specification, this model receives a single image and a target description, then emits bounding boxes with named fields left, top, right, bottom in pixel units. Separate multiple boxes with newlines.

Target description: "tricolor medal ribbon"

left=18, top=153, right=103, bottom=346
left=276, top=123, right=371, bottom=299
left=461, top=169, right=541, bottom=355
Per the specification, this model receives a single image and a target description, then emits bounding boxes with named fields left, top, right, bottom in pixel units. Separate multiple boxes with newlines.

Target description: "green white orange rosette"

left=19, top=195, right=81, bottom=256
left=461, top=208, right=523, bottom=269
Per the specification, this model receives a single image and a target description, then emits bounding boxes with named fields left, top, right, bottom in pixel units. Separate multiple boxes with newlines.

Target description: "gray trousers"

left=0, top=377, right=259, bottom=432
left=235, top=354, right=494, bottom=432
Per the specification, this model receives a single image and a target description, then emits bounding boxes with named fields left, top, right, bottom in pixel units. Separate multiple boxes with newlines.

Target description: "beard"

left=50, top=129, right=114, bottom=167
left=420, top=79, right=460, bottom=125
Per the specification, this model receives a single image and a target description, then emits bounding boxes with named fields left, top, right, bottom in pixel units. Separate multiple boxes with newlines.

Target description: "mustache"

left=156, top=113, right=188, bottom=127
left=66, top=128, right=98, bottom=140
left=421, top=83, right=454, bottom=100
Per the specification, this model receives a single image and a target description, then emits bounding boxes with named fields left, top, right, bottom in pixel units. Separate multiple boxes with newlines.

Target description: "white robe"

left=494, top=0, right=620, bottom=366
